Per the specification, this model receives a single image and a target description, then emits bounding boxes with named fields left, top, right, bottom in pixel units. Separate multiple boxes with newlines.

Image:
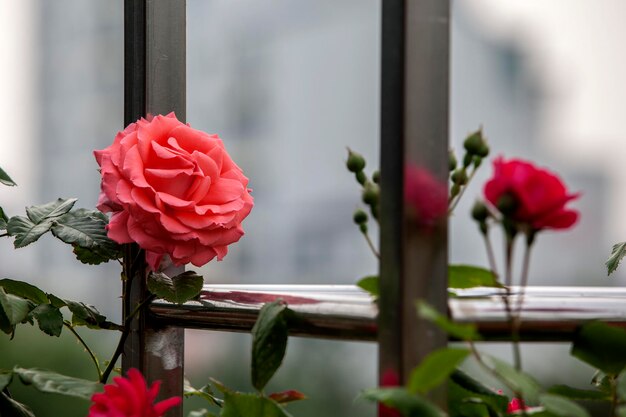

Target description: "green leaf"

left=26, top=198, right=77, bottom=224
left=617, top=373, right=626, bottom=401
left=47, top=293, right=66, bottom=309
left=618, top=406, right=626, bottom=417
left=65, top=301, right=121, bottom=330
left=0, top=167, right=16, bottom=187
left=547, top=385, right=610, bottom=401
left=0, top=279, right=48, bottom=304
left=449, top=370, right=509, bottom=414
left=449, top=265, right=501, bottom=289
left=6, top=216, right=54, bottom=248
left=408, top=347, right=470, bottom=394
left=607, top=242, right=626, bottom=275
left=72, top=245, right=122, bottom=265
left=189, top=410, right=217, bottom=417
left=251, top=301, right=289, bottom=392
left=416, top=300, right=480, bottom=341
left=221, top=392, right=292, bottom=417
left=148, top=271, right=204, bottom=304
left=356, top=275, right=379, bottom=297
left=571, top=321, right=626, bottom=375
left=0, top=392, right=35, bottom=417
left=539, top=394, right=590, bottom=417
left=448, top=381, right=492, bottom=417
left=0, top=371, right=12, bottom=391
left=0, top=207, right=8, bottom=230
left=184, top=379, right=222, bottom=407
left=360, top=388, right=445, bottom=417
left=51, top=209, right=111, bottom=248
left=0, top=288, right=31, bottom=326
left=30, top=304, right=63, bottom=337
left=13, top=367, right=101, bottom=400
left=482, top=355, right=541, bottom=403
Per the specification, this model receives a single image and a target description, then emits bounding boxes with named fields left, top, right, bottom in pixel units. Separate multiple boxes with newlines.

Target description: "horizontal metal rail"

left=149, top=285, right=626, bottom=342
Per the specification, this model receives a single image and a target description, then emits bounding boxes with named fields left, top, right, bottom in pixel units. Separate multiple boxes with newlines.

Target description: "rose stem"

left=63, top=321, right=102, bottom=381
left=362, top=230, right=380, bottom=259
left=502, top=236, right=522, bottom=371
left=448, top=165, right=478, bottom=216
left=100, top=293, right=156, bottom=384
left=482, top=223, right=499, bottom=280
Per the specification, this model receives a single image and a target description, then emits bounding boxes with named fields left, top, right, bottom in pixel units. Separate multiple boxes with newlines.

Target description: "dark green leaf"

left=0, top=207, right=8, bottom=230
left=408, top=347, right=470, bottom=394
left=482, top=355, right=541, bottom=403
left=72, top=245, right=122, bottom=265
left=51, top=209, right=109, bottom=248
left=6, top=216, right=54, bottom=248
left=65, top=301, right=121, bottom=330
left=449, top=265, right=501, bottom=289
left=30, top=304, right=63, bottom=337
left=13, top=367, right=101, bottom=400
left=0, top=288, right=31, bottom=326
left=448, top=381, right=492, bottom=417
left=607, top=242, right=626, bottom=275
left=221, top=392, right=292, bottom=417
left=148, top=271, right=204, bottom=304
left=539, top=394, right=590, bottom=417
left=26, top=198, right=77, bottom=224
left=571, top=321, right=626, bottom=375
left=547, top=385, right=610, bottom=401
left=417, top=300, right=480, bottom=341
left=0, top=167, right=16, bottom=187
left=47, top=293, right=66, bottom=308
left=356, top=276, right=379, bottom=297
left=0, top=371, right=12, bottom=391
left=251, top=301, right=289, bottom=391
left=360, top=388, right=445, bottom=417
left=450, top=370, right=509, bottom=414
left=0, top=392, right=35, bottom=417
left=0, top=279, right=48, bottom=304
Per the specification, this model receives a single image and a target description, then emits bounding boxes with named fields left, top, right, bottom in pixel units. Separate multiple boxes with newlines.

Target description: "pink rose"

left=506, top=397, right=528, bottom=414
left=484, top=157, right=579, bottom=231
left=88, top=368, right=181, bottom=417
left=95, top=113, right=253, bottom=270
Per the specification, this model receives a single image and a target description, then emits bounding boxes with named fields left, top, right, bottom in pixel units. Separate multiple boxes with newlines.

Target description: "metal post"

left=123, top=1, right=186, bottom=414
left=378, top=0, right=450, bottom=408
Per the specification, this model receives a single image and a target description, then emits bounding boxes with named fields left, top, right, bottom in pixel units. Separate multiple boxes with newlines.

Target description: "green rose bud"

left=451, top=168, right=468, bottom=185
left=346, top=149, right=366, bottom=173
left=463, top=129, right=486, bottom=155
left=372, top=170, right=380, bottom=184
left=497, top=193, right=518, bottom=216
left=359, top=223, right=368, bottom=234
left=476, top=143, right=489, bottom=158
left=362, top=182, right=380, bottom=205
left=471, top=200, right=489, bottom=222
left=356, top=170, right=367, bottom=186
left=353, top=209, right=368, bottom=225
left=449, top=149, right=457, bottom=172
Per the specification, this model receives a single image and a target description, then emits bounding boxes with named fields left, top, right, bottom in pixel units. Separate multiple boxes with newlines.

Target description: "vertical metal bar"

left=123, top=1, right=186, bottom=415
left=379, top=0, right=450, bottom=409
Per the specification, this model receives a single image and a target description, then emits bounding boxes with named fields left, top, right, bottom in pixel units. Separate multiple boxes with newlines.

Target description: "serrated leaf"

left=6, top=216, right=54, bottom=248
left=0, top=371, right=12, bottom=391
left=0, top=167, right=16, bottom=187
left=408, top=347, right=470, bottom=394
left=417, top=300, right=480, bottom=341
left=607, top=242, right=626, bottom=275
left=360, top=388, right=445, bottom=417
left=65, top=301, right=121, bottom=330
left=482, top=355, right=541, bottom=403
left=0, top=279, right=48, bottom=304
left=571, top=321, right=626, bottom=375
left=539, top=394, right=590, bottom=417
left=251, top=301, right=289, bottom=391
left=547, top=385, right=610, bottom=401
left=0, top=288, right=31, bottom=326
left=26, top=198, right=76, bottom=224
left=0, top=207, right=8, bottom=230
left=356, top=275, right=379, bottom=297
left=73, top=245, right=122, bottom=265
left=13, top=367, right=101, bottom=400
left=51, top=209, right=109, bottom=248
left=268, top=390, right=307, bottom=404
left=47, top=293, right=66, bottom=308
left=30, top=304, right=63, bottom=337
left=221, top=392, right=292, bottom=417
left=0, top=392, right=35, bottom=417
left=449, top=265, right=501, bottom=289
left=147, top=271, right=204, bottom=304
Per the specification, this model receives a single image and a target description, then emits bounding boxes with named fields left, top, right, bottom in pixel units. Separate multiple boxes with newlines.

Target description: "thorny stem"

left=100, top=293, right=156, bottom=384
left=362, top=230, right=380, bottom=259
left=64, top=321, right=103, bottom=381
left=448, top=166, right=478, bottom=215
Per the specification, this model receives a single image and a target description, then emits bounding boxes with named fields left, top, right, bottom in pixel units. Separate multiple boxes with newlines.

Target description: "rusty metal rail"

left=150, top=285, right=626, bottom=342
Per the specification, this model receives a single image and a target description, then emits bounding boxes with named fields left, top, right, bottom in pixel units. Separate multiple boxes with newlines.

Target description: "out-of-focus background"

left=0, top=0, right=623, bottom=415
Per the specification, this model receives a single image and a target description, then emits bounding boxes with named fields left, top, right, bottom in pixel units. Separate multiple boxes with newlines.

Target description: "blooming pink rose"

left=484, top=157, right=579, bottom=230
left=404, top=165, right=447, bottom=229
left=95, top=113, right=253, bottom=270
left=88, top=368, right=181, bottom=417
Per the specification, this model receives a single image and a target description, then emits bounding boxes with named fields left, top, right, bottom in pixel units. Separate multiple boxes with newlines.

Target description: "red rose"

left=506, top=397, right=528, bottom=414
left=95, top=113, right=253, bottom=270
left=484, top=157, right=579, bottom=230
left=88, top=368, right=181, bottom=417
